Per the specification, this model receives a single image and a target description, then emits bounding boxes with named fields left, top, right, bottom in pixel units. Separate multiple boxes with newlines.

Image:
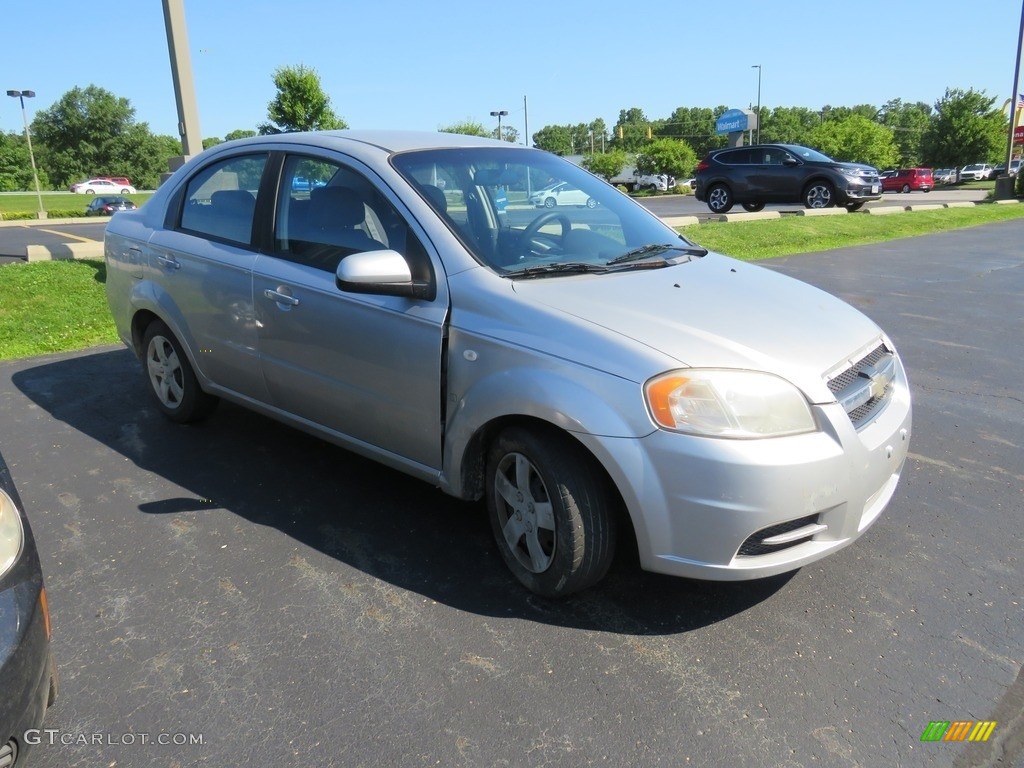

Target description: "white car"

left=959, top=163, right=993, bottom=181
left=528, top=181, right=596, bottom=208
left=70, top=178, right=137, bottom=195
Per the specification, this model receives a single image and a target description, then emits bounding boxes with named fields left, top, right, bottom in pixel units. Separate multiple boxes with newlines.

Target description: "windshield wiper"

left=505, top=262, right=611, bottom=278
left=607, top=243, right=708, bottom=266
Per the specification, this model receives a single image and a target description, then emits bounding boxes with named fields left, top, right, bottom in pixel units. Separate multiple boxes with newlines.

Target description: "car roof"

left=219, top=129, right=514, bottom=155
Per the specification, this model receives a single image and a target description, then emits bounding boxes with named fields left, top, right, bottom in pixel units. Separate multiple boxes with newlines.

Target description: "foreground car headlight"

left=644, top=369, right=816, bottom=438
left=0, top=488, right=25, bottom=578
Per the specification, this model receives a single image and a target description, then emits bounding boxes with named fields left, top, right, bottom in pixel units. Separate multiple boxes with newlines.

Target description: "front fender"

left=441, top=361, right=654, bottom=498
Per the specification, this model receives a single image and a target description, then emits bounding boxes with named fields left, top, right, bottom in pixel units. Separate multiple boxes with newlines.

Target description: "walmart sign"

left=716, top=109, right=757, bottom=134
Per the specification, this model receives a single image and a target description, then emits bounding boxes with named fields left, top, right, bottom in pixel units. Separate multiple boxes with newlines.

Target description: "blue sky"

left=3, top=1, right=1023, bottom=142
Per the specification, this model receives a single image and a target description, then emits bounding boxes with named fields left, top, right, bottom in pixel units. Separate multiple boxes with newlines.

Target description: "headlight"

left=0, top=488, right=25, bottom=578
left=644, top=369, right=816, bottom=438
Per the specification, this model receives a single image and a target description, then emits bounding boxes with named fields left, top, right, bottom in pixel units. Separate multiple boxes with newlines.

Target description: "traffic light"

left=646, top=126, right=652, bottom=139
left=617, top=126, right=624, bottom=139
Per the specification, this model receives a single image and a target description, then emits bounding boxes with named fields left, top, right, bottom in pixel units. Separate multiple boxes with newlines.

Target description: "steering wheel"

left=520, top=211, right=572, bottom=258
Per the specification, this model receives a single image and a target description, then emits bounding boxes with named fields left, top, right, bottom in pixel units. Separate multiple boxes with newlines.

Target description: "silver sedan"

left=104, top=131, right=912, bottom=597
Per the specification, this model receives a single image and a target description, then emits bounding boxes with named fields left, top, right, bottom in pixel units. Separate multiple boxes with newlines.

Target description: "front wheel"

left=585, top=197, right=597, bottom=209
left=141, top=320, right=218, bottom=423
left=901, top=184, right=911, bottom=194
left=706, top=184, right=733, bottom=213
left=543, top=197, right=556, bottom=209
left=803, top=181, right=835, bottom=209
left=741, top=202, right=765, bottom=212
left=486, top=426, right=616, bottom=597
left=121, top=188, right=131, bottom=195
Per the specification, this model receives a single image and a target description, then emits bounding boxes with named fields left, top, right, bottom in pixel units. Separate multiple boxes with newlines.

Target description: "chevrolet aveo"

left=105, top=131, right=912, bottom=597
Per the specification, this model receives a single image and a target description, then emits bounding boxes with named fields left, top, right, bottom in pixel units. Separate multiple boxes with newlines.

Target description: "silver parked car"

left=105, top=131, right=912, bottom=597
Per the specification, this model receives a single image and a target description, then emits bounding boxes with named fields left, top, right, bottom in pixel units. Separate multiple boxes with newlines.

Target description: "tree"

left=760, top=106, right=821, bottom=145
left=611, top=107, right=651, bottom=152
left=31, top=84, right=175, bottom=189
left=878, top=99, right=932, bottom=167
left=806, top=115, right=900, bottom=168
left=438, top=120, right=490, bottom=137
left=921, top=88, right=1006, bottom=168
left=225, top=129, right=257, bottom=141
left=581, top=149, right=629, bottom=181
left=634, top=139, right=698, bottom=182
left=0, top=131, right=49, bottom=191
left=532, top=124, right=574, bottom=154
left=202, top=137, right=222, bottom=149
left=258, top=65, right=347, bottom=134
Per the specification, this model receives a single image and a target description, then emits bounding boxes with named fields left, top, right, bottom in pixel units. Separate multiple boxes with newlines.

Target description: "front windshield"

left=392, top=146, right=703, bottom=276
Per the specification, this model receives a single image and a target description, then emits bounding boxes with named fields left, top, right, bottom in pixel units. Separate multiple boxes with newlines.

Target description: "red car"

left=882, top=168, right=933, bottom=193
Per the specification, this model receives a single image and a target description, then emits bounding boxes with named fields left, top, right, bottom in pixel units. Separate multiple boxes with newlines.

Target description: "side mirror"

left=336, top=249, right=434, bottom=300
left=782, top=157, right=800, bottom=167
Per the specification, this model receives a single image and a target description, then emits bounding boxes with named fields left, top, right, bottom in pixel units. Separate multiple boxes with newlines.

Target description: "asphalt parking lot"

left=1, top=221, right=1021, bottom=767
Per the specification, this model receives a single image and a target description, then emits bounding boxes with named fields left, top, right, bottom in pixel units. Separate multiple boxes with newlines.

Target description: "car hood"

left=510, top=253, right=883, bottom=403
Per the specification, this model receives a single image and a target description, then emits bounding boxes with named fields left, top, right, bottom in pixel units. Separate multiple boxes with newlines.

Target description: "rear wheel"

left=741, top=202, right=765, bottom=212
left=543, top=197, right=556, bottom=208
left=86, top=189, right=95, bottom=195
left=901, top=184, right=911, bottom=193
left=486, top=426, right=615, bottom=597
left=141, top=320, right=218, bottom=423
left=706, top=184, right=733, bottom=213
left=803, top=180, right=835, bottom=209
left=585, top=197, right=597, bottom=209
left=121, top=188, right=131, bottom=194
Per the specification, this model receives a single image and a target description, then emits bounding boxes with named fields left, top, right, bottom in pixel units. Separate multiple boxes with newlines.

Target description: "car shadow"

left=12, top=347, right=794, bottom=636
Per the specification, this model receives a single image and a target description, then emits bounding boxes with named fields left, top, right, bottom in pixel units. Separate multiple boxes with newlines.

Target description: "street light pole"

left=490, top=109, right=508, bottom=142
left=6, top=89, right=46, bottom=219
left=751, top=65, right=762, bottom=144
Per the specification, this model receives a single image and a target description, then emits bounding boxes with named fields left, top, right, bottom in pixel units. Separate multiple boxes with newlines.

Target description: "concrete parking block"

left=789, top=208, right=848, bottom=217
left=26, top=241, right=105, bottom=262
left=994, top=198, right=1021, bottom=204
left=865, top=206, right=906, bottom=215
left=942, top=201, right=976, bottom=208
left=662, top=216, right=700, bottom=227
left=708, top=211, right=782, bottom=222
left=905, top=204, right=944, bottom=212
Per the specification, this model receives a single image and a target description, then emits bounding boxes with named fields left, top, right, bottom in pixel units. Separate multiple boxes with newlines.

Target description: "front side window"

left=274, top=154, right=429, bottom=277
left=179, top=154, right=268, bottom=245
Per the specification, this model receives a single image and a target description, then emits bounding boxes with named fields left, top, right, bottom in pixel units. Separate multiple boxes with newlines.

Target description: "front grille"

left=738, top=514, right=819, bottom=557
left=827, top=343, right=895, bottom=428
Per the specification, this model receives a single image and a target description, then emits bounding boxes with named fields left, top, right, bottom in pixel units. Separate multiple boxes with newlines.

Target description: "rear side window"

left=718, top=149, right=753, bottom=165
left=179, top=154, right=268, bottom=246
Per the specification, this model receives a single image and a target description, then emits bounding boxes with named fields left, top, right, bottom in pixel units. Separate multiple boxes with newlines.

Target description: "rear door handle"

left=264, top=288, right=300, bottom=307
left=155, top=253, right=180, bottom=270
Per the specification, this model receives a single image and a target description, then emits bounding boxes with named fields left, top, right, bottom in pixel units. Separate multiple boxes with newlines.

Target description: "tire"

left=803, top=180, right=835, bottom=209
left=543, top=197, right=556, bottom=209
left=585, top=197, right=596, bottom=209
left=141, top=320, right=218, bottom=423
left=86, top=189, right=96, bottom=195
left=706, top=184, right=733, bottom=213
left=901, top=184, right=911, bottom=193
left=741, top=202, right=765, bottom=212
left=846, top=202, right=865, bottom=212
left=121, top=188, right=131, bottom=194
left=485, top=426, right=616, bottom=597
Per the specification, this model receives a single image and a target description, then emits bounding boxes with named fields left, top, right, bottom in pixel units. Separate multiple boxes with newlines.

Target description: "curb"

left=707, top=211, right=781, bottom=223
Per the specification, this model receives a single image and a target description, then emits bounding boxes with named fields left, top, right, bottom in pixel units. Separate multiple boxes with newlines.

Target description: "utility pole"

left=162, top=0, right=202, bottom=174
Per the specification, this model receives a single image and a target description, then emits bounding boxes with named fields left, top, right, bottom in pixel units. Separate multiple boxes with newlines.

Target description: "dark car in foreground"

left=0, top=450, right=57, bottom=766
left=85, top=195, right=138, bottom=216
left=695, top=143, right=882, bottom=213
left=104, top=130, right=911, bottom=597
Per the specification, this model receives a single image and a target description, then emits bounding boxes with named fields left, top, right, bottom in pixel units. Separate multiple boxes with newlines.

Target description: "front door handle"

left=264, top=288, right=300, bottom=307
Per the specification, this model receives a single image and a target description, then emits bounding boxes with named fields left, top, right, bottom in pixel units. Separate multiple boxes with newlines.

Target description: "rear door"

left=144, top=152, right=270, bottom=402
left=252, top=153, right=449, bottom=470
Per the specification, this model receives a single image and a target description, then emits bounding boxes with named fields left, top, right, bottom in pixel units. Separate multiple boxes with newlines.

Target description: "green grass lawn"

left=0, top=192, right=153, bottom=218
left=1, top=204, right=1022, bottom=361
left=0, top=259, right=119, bottom=360
left=680, top=203, right=1024, bottom=259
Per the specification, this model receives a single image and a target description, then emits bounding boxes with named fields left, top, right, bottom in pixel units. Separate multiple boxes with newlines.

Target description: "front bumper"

left=0, top=579, right=51, bottom=763
left=578, top=358, right=912, bottom=580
